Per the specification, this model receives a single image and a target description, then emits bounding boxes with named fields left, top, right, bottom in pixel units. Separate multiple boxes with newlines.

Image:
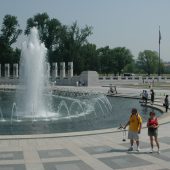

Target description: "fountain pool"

left=0, top=90, right=162, bottom=135
left=0, top=27, right=162, bottom=135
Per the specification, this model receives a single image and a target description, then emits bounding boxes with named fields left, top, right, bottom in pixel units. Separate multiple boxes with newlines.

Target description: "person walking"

left=150, top=89, right=155, bottom=105
left=164, top=95, right=169, bottom=112
left=144, top=90, right=148, bottom=104
left=147, top=112, right=160, bottom=153
left=123, top=108, right=142, bottom=151
left=141, top=90, right=145, bottom=103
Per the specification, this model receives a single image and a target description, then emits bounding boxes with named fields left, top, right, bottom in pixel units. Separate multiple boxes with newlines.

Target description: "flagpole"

left=158, top=26, right=161, bottom=76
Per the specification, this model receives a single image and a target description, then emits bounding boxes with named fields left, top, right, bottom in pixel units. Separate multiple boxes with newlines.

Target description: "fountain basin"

left=0, top=90, right=162, bottom=135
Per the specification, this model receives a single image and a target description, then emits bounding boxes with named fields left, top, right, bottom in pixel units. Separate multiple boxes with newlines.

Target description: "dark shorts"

left=148, top=128, right=158, bottom=137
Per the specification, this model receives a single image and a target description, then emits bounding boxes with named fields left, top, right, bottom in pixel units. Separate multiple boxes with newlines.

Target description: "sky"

left=0, top=0, right=170, bottom=61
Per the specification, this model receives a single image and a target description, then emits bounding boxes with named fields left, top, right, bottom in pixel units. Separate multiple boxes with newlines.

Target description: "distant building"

left=164, top=62, right=170, bottom=73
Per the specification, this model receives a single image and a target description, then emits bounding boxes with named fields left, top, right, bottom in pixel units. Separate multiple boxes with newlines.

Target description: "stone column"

left=117, top=76, right=121, bottom=80
left=158, top=76, right=162, bottom=81
left=13, top=63, right=19, bottom=78
left=68, top=62, right=73, bottom=78
left=52, top=62, right=58, bottom=79
left=46, top=63, right=50, bottom=78
left=60, top=62, right=65, bottom=79
left=5, top=64, right=10, bottom=77
left=146, top=76, right=148, bottom=82
left=139, top=76, right=142, bottom=81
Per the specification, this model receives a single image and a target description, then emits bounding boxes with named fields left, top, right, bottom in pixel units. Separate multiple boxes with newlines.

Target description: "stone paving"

left=0, top=86, right=170, bottom=169
left=0, top=122, right=170, bottom=170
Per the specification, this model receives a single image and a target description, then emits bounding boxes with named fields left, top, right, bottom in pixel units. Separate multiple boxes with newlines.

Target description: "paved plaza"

left=0, top=86, right=170, bottom=170
left=0, top=122, right=170, bottom=170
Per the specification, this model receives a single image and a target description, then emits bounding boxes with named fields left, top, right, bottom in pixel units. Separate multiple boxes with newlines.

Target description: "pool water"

left=0, top=91, right=162, bottom=135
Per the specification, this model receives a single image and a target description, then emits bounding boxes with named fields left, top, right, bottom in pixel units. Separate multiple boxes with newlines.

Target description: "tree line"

left=0, top=13, right=167, bottom=76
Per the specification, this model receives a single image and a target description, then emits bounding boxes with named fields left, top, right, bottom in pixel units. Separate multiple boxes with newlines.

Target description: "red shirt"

left=147, top=117, right=158, bottom=127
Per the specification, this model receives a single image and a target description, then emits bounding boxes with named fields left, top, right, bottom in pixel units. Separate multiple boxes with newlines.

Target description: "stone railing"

left=1, top=72, right=170, bottom=87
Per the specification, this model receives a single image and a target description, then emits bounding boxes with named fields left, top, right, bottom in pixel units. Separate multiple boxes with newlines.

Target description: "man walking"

left=124, top=108, right=142, bottom=151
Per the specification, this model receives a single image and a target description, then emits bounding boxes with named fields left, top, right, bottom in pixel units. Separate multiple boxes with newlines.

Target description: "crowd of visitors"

left=141, top=89, right=169, bottom=112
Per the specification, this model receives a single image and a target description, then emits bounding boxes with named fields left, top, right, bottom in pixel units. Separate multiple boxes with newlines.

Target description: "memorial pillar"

left=68, top=62, right=73, bottom=78
left=139, top=76, right=142, bottom=81
left=117, top=76, right=121, bottom=80
left=60, top=62, right=65, bottom=79
left=5, top=64, right=10, bottom=77
left=46, top=63, right=50, bottom=78
left=158, top=76, right=162, bottom=81
left=13, top=63, right=19, bottom=78
left=52, top=62, right=58, bottom=79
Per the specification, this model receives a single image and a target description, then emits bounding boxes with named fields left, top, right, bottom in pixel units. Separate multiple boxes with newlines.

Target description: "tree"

left=25, top=14, right=93, bottom=74
left=0, top=15, right=22, bottom=46
left=25, top=13, right=62, bottom=63
left=25, top=13, right=62, bottom=50
left=111, top=47, right=134, bottom=75
left=58, top=21, right=93, bottom=74
left=0, top=15, right=22, bottom=65
left=123, top=60, right=136, bottom=73
left=79, top=43, right=99, bottom=71
left=137, top=50, right=161, bottom=75
left=12, top=48, right=21, bottom=63
left=25, top=12, right=49, bottom=40
left=97, top=46, right=112, bottom=74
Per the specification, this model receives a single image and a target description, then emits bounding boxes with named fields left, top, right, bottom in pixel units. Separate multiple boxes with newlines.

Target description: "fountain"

left=0, top=27, right=112, bottom=130
left=0, top=27, right=162, bottom=135
left=16, top=27, right=47, bottom=118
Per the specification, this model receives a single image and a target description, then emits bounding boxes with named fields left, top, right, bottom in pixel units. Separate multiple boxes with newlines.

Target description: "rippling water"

left=0, top=91, right=162, bottom=135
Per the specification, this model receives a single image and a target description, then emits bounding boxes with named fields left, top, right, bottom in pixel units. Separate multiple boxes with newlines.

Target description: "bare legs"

left=136, top=140, right=139, bottom=148
left=155, top=136, right=160, bottom=150
left=130, top=139, right=133, bottom=147
left=149, top=136, right=160, bottom=151
left=130, top=139, right=139, bottom=148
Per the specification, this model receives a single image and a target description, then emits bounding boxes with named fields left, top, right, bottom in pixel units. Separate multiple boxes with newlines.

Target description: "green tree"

left=97, top=46, right=112, bottom=74
left=111, top=47, right=133, bottom=75
left=25, top=12, right=49, bottom=41
left=137, top=50, right=163, bottom=75
left=0, top=14, right=22, bottom=46
left=123, top=60, right=136, bottom=73
left=79, top=43, right=99, bottom=71
left=58, top=21, right=93, bottom=74
left=12, top=48, right=21, bottom=63
left=0, top=15, right=22, bottom=65
left=25, top=13, right=62, bottom=63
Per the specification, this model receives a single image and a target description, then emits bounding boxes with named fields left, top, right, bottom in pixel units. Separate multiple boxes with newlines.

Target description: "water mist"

left=17, top=27, right=47, bottom=117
